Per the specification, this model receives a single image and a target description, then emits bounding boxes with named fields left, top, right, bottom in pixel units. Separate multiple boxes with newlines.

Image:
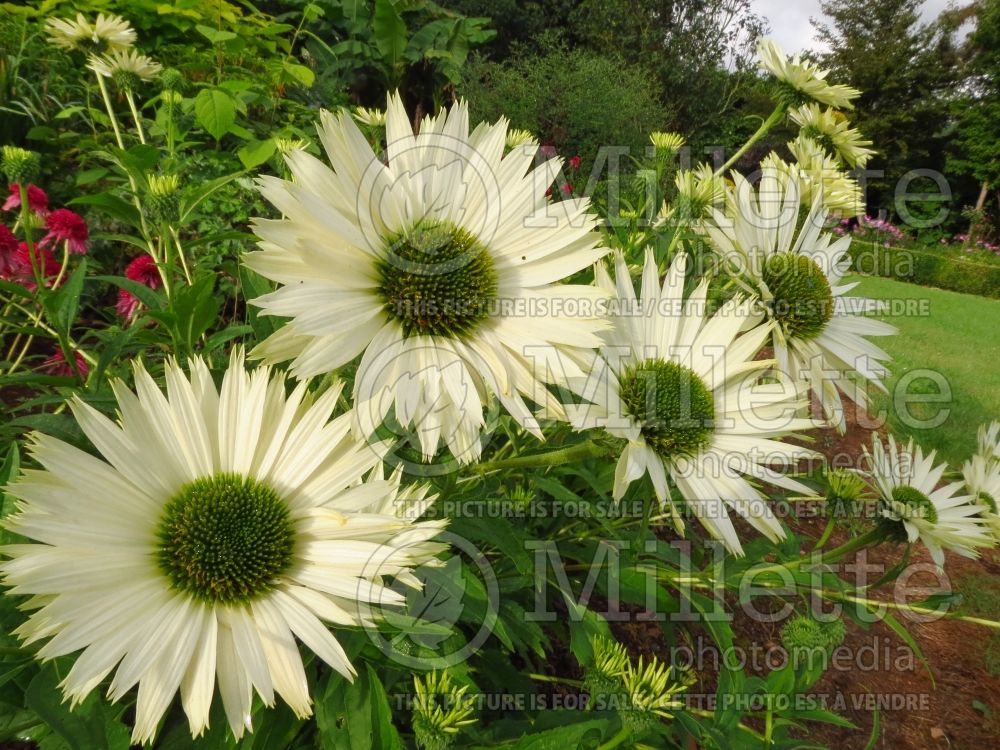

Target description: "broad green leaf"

left=238, top=138, right=277, bottom=169
left=194, top=88, right=237, bottom=140
left=282, top=61, right=316, bottom=88
left=69, top=192, right=141, bottom=229
left=25, top=664, right=130, bottom=750
left=373, top=0, right=407, bottom=71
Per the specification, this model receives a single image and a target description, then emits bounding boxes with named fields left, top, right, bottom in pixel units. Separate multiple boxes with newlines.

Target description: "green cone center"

left=618, top=359, right=715, bottom=459
left=977, top=490, right=998, bottom=515
left=377, top=221, right=498, bottom=339
left=889, top=485, right=938, bottom=524
left=761, top=252, right=834, bottom=340
left=156, top=473, right=296, bottom=604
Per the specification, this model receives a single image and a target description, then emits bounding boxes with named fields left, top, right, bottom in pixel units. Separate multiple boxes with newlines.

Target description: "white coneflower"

left=45, top=13, right=136, bottom=54
left=87, top=49, right=162, bottom=86
left=352, top=106, right=387, bottom=128
left=649, top=131, right=685, bottom=157
left=762, top=147, right=863, bottom=218
left=977, top=421, right=1000, bottom=461
left=566, top=249, right=819, bottom=555
left=702, top=167, right=893, bottom=431
left=664, top=163, right=727, bottom=219
left=864, top=434, right=994, bottom=567
left=1, top=351, right=446, bottom=743
left=757, top=39, right=860, bottom=110
left=962, top=453, right=1000, bottom=538
left=245, top=93, right=609, bottom=464
left=789, top=103, right=875, bottom=168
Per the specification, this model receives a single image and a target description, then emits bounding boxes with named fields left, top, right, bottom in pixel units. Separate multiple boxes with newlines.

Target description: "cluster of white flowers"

left=46, top=12, right=161, bottom=89
left=2, top=30, right=993, bottom=745
left=862, top=433, right=996, bottom=567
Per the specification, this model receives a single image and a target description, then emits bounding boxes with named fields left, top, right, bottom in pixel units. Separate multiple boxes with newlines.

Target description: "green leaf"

left=196, top=24, right=238, bottom=44
left=564, top=595, right=611, bottom=666
left=316, top=671, right=378, bottom=750
left=485, top=719, right=612, bottom=750
left=44, top=258, right=87, bottom=336
left=205, top=324, right=253, bottom=352
left=373, top=0, right=407, bottom=71
left=75, top=167, right=109, bottom=186
left=179, top=170, right=245, bottom=223
left=237, top=139, right=277, bottom=169
left=68, top=192, right=141, bottom=229
left=194, top=88, right=237, bottom=140
left=282, top=61, right=316, bottom=88
left=172, top=274, right=221, bottom=352
left=404, top=555, right=464, bottom=649
left=25, top=664, right=130, bottom=750
left=91, top=275, right=165, bottom=310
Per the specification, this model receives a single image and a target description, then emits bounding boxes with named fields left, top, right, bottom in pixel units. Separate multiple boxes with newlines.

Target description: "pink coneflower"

left=125, top=254, right=160, bottom=286
left=0, top=223, right=17, bottom=276
left=41, top=349, right=89, bottom=379
left=568, top=155, right=582, bottom=170
left=117, top=254, right=161, bottom=320
left=42, top=208, right=88, bottom=254
left=3, top=183, right=49, bottom=215
left=10, top=243, right=62, bottom=290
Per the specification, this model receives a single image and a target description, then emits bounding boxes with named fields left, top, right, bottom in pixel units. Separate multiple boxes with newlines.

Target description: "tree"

left=812, top=0, right=964, bottom=222
left=950, top=0, right=1000, bottom=238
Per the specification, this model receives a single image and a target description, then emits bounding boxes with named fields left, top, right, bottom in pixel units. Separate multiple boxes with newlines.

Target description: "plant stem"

left=714, top=103, right=786, bottom=177
left=526, top=673, right=584, bottom=687
left=94, top=74, right=125, bottom=150
left=813, top=517, right=836, bottom=551
left=595, top=726, right=632, bottom=750
left=472, top=439, right=608, bottom=474
left=170, top=226, right=193, bottom=285
left=817, top=526, right=887, bottom=564
left=18, top=184, right=43, bottom=291
left=125, top=90, right=147, bottom=144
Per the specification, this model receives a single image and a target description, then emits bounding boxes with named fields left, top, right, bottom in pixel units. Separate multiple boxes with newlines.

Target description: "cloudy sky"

left=751, top=0, right=957, bottom=53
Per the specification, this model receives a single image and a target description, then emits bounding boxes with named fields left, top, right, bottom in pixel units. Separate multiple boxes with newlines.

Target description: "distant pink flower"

left=43, top=208, right=88, bottom=254
left=125, top=254, right=160, bottom=286
left=560, top=183, right=573, bottom=194
left=117, top=254, right=161, bottom=320
left=0, top=223, right=17, bottom=276
left=3, top=183, right=49, bottom=215
left=540, top=144, right=557, bottom=158
left=41, top=349, right=89, bottom=379
left=9, top=243, right=62, bottom=291
left=568, top=155, right=582, bottom=170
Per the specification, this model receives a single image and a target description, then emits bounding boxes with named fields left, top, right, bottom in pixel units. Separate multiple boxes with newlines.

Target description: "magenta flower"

left=43, top=208, right=89, bottom=254
left=3, top=183, right=49, bottom=215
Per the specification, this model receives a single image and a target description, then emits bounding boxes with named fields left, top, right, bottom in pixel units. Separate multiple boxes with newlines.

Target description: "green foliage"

left=813, top=0, right=964, bottom=216
left=850, top=239, right=1000, bottom=299
left=459, top=36, right=668, bottom=164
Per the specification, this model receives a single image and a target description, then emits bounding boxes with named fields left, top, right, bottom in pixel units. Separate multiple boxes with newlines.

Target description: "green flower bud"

left=146, top=173, right=181, bottom=223
left=160, top=68, right=185, bottom=93
left=412, top=672, right=476, bottom=750
left=1, top=146, right=41, bottom=184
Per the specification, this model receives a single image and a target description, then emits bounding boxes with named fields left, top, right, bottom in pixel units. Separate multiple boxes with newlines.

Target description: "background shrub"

left=459, top=35, right=668, bottom=164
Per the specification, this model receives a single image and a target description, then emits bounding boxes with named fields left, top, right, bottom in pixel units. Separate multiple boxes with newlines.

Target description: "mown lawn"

left=849, top=274, right=1000, bottom=464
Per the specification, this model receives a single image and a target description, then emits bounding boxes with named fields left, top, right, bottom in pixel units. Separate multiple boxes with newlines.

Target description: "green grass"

left=848, top=274, right=1000, bottom=464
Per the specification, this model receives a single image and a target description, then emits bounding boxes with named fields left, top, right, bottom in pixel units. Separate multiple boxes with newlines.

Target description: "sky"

left=750, top=0, right=958, bottom=54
